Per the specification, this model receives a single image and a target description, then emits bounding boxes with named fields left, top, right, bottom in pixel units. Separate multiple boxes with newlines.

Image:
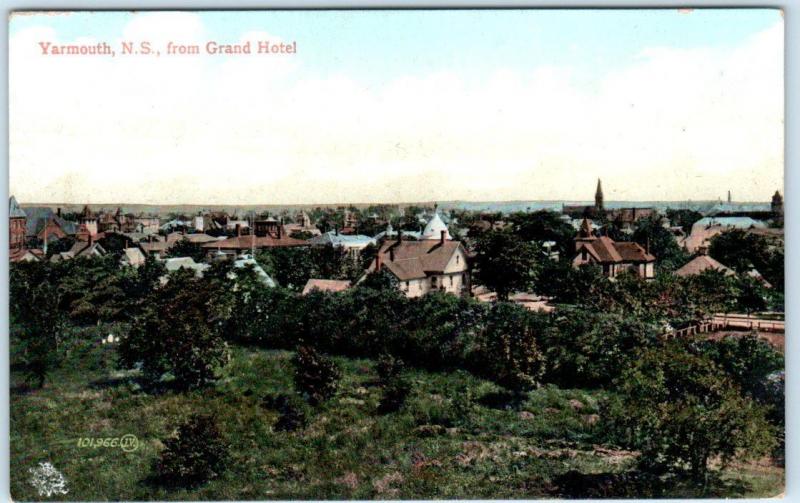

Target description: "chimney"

left=57, top=207, right=61, bottom=217
left=389, top=247, right=395, bottom=261
left=88, top=234, right=93, bottom=246
left=396, top=230, right=402, bottom=246
left=646, top=237, right=650, bottom=256
left=440, top=230, right=445, bottom=244
left=277, top=224, right=282, bottom=239
left=335, top=225, right=339, bottom=236
left=236, top=224, right=241, bottom=237
left=375, top=251, right=382, bottom=271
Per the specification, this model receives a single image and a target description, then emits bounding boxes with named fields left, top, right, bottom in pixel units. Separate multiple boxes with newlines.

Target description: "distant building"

left=120, top=247, right=146, bottom=268
left=679, top=216, right=767, bottom=253
left=9, top=196, right=27, bottom=252
left=674, top=255, right=735, bottom=278
left=308, top=231, right=376, bottom=257
left=572, top=218, right=655, bottom=279
left=78, top=205, right=99, bottom=237
left=771, top=190, right=783, bottom=216
left=562, top=179, right=656, bottom=226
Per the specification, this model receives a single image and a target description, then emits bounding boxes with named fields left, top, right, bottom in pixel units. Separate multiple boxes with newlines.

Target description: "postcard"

left=8, top=9, right=784, bottom=500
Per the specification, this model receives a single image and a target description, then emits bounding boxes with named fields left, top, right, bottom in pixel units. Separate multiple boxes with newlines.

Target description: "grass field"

left=10, top=325, right=784, bottom=500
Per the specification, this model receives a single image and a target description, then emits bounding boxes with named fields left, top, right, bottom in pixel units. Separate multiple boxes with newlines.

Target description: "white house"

left=365, top=212, right=470, bottom=297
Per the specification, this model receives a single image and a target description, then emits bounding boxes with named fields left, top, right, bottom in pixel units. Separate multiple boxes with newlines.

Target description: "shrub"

left=476, top=302, right=546, bottom=391
left=609, top=342, right=776, bottom=481
left=154, top=414, right=228, bottom=487
left=118, top=272, right=229, bottom=390
left=292, top=345, right=341, bottom=405
left=262, top=393, right=308, bottom=432
left=378, top=373, right=411, bottom=414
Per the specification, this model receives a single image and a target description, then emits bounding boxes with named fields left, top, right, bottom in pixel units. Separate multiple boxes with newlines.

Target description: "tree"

left=118, top=272, right=229, bottom=390
left=708, top=229, right=770, bottom=274
left=166, top=237, right=206, bottom=262
left=609, top=342, right=775, bottom=481
left=10, top=263, right=67, bottom=388
left=477, top=302, right=546, bottom=391
left=292, top=345, right=341, bottom=405
left=666, top=209, right=703, bottom=234
left=45, top=236, right=75, bottom=258
left=473, top=228, right=541, bottom=301
left=736, top=275, right=768, bottom=315
left=507, top=210, right=576, bottom=258
left=632, top=217, right=689, bottom=272
left=154, top=414, right=228, bottom=487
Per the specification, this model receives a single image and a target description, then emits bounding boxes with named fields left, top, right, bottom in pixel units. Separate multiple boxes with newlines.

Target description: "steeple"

left=771, top=190, right=783, bottom=215
left=594, top=179, right=604, bottom=211
left=727, top=190, right=731, bottom=204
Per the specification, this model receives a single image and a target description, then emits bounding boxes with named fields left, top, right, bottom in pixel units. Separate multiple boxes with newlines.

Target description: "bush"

left=292, top=345, right=341, bottom=405
left=154, top=414, right=228, bottom=487
left=262, top=393, right=308, bottom=432
left=476, top=302, right=546, bottom=391
left=118, top=272, right=229, bottom=390
left=609, top=342, right=776, bottom=481
left=378, top=373, right=411, bottom=414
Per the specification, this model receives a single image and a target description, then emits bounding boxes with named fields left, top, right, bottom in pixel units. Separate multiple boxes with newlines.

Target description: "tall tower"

left=727, top=190, right=732, bottom=204
left=771, top=190, right=783, bottom=215
left=594, top=179, right=604, bottom=212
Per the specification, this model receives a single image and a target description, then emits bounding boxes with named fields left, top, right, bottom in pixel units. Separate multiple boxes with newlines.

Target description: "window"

left=456, top=255, right=460, bottom=264
left=405, top=281, right=409, bottom=290
left=431, top=276, right=437, bottom=287
left=450, top=276, right=454, bottom=286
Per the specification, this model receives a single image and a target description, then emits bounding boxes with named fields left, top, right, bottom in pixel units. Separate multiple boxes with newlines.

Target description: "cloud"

left=9, top=14, right=783, bottom=204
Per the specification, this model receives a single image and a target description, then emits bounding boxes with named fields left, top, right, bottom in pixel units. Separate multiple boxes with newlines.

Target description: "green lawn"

left=10, top=326, right=784, bottom=500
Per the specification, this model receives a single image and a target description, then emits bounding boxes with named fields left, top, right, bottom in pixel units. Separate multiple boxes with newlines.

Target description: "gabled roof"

left=308, top=231, right=376, bottom=247
left=369, top=240, right=465, bottom=281
left=9, top=196, right=26, bottom=218
left=302, top=279, right=351, bottom=295
left=575, top=236, right=655, bottom=264
left=674, top=255, right=735, bottom=277
left=201, top=234, right=309, bottom=250
left=232, top=256, right=276, bottom=287
left=121, top=247, right=146, bottom=265
left=67, top=241, right=106, bottom=257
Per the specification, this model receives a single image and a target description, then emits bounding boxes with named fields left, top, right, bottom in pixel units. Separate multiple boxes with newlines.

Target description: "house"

left=55, top=238, right=107, bottom=260
left=232, top=255, right=276, bottom=287
left=201, top=227, right=308, bottom=257
left=9, top=196, right=27, bottom=251
left=679, top=217, right=767, bottom=253
left=572, top=218, right=655, bottom=279
left=308, top=231, right=376, bottom=257
left=674, top=255, right=735, bottom=278
left=365, top=213, right=470, bottom=298
left=162, top=257, right=210, bottom=277
left=133, top=215, right=161, bottom=234
left=120, top=247, right=146, bottom=268
left=284, top=211, right=321, bottom=237
left=11, top=248, right=43, bottom=263
left=302, top=279, right=351, bottom=295
left=78, top=205, right=99, bottom=237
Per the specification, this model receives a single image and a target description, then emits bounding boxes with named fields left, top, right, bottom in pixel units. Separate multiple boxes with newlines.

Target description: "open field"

left=10, top=327, right=783, bottom=500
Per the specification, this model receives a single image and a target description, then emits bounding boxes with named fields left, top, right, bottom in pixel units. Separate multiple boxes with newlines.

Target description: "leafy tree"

left=97, top=233, right=129, bottom=256
left=693, top=334, right=783, bottom=398
left=45, top=236, right=76, bottom=258
left=666, top=208, right=703, bottom=234
left=9, top=264, right=67, bottom=388
left=289, top=230, right=315, bottom=240
left=473, top=228, right=541, bottom=300
left=632, top=217, right=689, bottom=272
left=477, top=302, right=546, bottom=391
left=292, top=345, right=341, bottom=405
left=166, top=237, right=206, bottom=262
left=735, top=275, right=768, bottom=315
left=118, top=271, right=229, bottom=390
left=154, top=414, right=229, bottom=487
left=708, top=229, right=770, bottom=274
left=507, top=210, right=576, bottom=258
left=541, top=307, right=659, bottom=388
left=256, top=247, right=316, bottom=290
left=609, top=342, right=775, bottom=481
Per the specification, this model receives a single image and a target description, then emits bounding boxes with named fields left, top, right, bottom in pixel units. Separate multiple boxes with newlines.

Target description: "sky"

left=9, top=9, right=784, bottom=204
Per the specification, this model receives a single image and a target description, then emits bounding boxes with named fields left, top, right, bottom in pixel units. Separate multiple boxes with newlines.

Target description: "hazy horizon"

left=10, top=10, right=784, bottom=204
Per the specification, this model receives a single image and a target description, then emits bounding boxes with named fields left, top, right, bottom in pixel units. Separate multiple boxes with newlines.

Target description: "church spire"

left=594, top=178, right=604, bottom=211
